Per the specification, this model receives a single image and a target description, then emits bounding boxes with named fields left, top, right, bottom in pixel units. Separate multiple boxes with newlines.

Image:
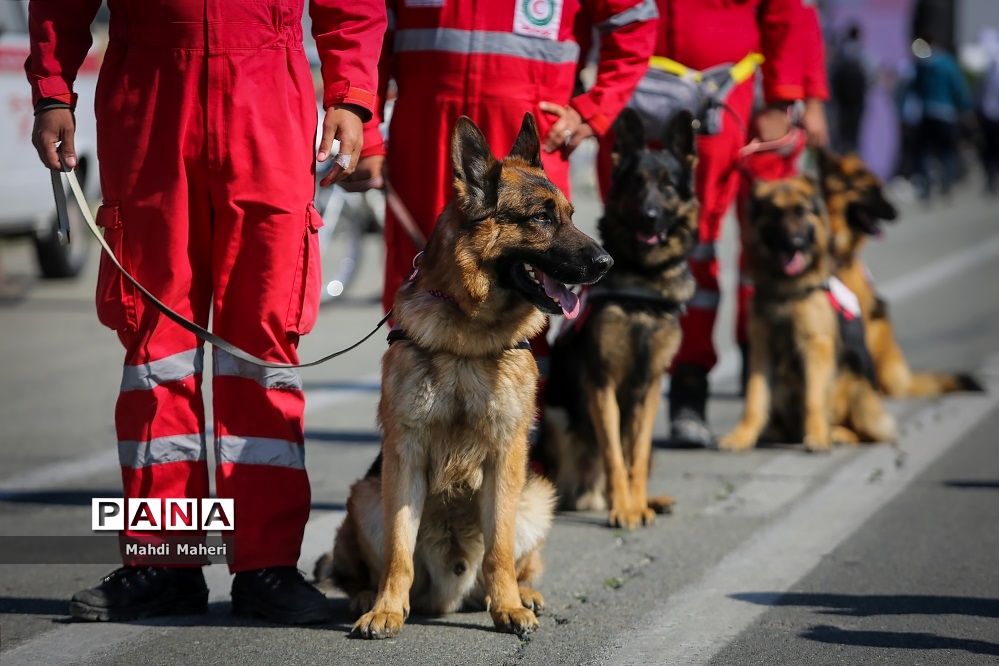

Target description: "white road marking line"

left=603, top=354, right=999, bottom=666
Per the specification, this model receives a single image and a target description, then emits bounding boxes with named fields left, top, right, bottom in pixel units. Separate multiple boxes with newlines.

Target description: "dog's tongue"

left=541, top=273, right=581, bottom=319
left=783, top=251, right=807, bottom=276
left=636, top=231, right=661, bottom=246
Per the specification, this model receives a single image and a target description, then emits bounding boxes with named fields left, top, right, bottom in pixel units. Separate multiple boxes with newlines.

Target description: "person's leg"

left=208, top=34, right=330, bottom=624
left=667, top=83, right=752, bottom=446
left=71, top=35, right=212, bottom=621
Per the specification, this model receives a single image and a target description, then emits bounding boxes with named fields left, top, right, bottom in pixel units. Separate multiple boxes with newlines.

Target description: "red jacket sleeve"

left=310, top=0, right=387, bottom=118
left=24, top=0, right=102, bottom=108
left=360, top=0, right=396, bottom=159
left=571, top=0, right=659, bottom=136
left=757, top=0, right=804, bottom=103
left=799, top=5, right=829, bottom=100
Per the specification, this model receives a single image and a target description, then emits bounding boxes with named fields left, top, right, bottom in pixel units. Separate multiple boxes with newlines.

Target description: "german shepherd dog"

left=720, top=176, right=896, bottom=451
left=539, top=109, right=697, bottom=528
left=322, top=114, right=612, bottom=639
left=818, top=150, right=982, bottom=397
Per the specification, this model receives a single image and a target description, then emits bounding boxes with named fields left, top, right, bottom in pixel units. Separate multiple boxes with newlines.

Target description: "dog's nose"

left=644, top=208, right=659, bottom=220
left=593, top=251, right=614, bottom=273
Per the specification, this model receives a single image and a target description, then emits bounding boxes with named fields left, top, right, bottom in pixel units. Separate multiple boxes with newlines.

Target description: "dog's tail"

left=894, top=371, right=985, bottom=397
left=515, top=475, right=556, bottom=562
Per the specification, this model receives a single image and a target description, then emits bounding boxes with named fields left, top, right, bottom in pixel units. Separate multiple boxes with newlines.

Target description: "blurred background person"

left=830, top=22, right=869, bottom=153
left=909, top=32, right=972, bottom=200
left=976, top=27, right=999, bottom=195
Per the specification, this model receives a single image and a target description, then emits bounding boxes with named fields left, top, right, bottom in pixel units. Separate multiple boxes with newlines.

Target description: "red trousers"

left=95, top=10, right=319, bottom=571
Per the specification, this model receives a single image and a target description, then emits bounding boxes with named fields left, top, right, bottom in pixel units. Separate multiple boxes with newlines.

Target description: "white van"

left=0, top=0, right=101, bottom=278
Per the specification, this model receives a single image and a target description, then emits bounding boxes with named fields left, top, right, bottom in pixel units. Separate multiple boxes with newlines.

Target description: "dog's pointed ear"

left=451, top=116, right=499, bottom=216
left=611, top=108, right=645, bottom=167
left=815, top=146, right=841, bottom=179
left=663, top=110, right=696, bottom=162
left=508, top=113, right=542, bottom=168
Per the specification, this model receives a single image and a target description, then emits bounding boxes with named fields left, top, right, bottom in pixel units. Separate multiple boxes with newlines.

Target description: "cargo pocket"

left=94, top=204, right=138, bottom=332
left=286, top=204, right=325, bottom=336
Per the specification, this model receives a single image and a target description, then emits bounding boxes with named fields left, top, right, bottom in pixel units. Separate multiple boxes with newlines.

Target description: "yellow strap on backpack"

left=648, top=52, right=764, bottom=85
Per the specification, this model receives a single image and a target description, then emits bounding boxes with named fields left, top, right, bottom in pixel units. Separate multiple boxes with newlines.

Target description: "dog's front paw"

left=647, top=495, right=675, bottom=515
left=351, top=607, right=406, bottom=639
left=608, top=505, right=648, bottom=529
left=803, top=430, right=831, bottom=453
left=719, top=427, right=758, bottom=451
left=519, top=586, right=545, bottom=612
left=491, top=605, right=539, bottom=637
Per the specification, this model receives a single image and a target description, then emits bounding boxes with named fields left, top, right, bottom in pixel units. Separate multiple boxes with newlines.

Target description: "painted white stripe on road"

left=605, top=355, right=999, bottom=666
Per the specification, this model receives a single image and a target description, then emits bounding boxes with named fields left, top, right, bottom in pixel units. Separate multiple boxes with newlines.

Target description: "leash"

left=59, top=168, right=391, bottom=369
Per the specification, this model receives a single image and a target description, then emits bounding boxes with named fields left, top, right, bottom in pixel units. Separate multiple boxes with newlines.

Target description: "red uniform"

left=366, top=0, right=659, bottom=314
left=26, top=0, right=384, bottom=571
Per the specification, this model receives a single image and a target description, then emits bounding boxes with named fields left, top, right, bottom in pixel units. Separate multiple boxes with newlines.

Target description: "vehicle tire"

left=34, top=165, right=92, bottom=279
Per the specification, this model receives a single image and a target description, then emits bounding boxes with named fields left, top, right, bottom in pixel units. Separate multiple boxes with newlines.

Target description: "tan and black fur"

left=818, top=150, right=982, bottom=397
left=540, top=109, right=697, bottom=528
left=321, top=114, right=612, bottom=639
left=721, top=176, right=896, bottom=452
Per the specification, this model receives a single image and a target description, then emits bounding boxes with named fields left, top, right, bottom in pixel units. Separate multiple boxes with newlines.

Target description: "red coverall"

left=364, top=0, right=659, bottom=315
left=644, top=0, right=819, bottom=371
left=25, top=0, right=384, bottom=571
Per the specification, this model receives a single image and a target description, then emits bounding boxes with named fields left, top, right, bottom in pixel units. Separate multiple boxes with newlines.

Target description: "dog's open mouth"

left=635, top=230, right=669, bottom=246
left=848, top=206, right=884, bottom=237
left=512, top=262, right=581, bottom=319
left=779, top=250, right=809, bottom=276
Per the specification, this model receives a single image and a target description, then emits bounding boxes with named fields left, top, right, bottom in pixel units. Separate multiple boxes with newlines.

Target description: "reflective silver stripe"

left=394, top=28, right=580, bottom=65
left=688, top=289, right=721, bottom=310
left=598, top=0, right=659, bottom=33
left=120, top=348, right=203, bottom=392
left=216, top=436, right=305, bottom=470
left=118, top=434, right=206, bottom=469
left=213, top=348, right=302, bottom=391
left=690, top=242, right=716, bottom=262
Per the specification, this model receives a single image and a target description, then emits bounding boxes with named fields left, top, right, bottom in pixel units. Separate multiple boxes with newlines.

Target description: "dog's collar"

left=387, top=328, right=532, bottom=352
left=585, top=284, right=686, bottom=314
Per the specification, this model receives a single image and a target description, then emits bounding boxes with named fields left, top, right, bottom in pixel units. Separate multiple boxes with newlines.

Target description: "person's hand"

left=539, top=101, right=594, bottom=155
left=340, top=154, right=385, bottom=193
left=318, top=104, right=365, bottom=186
left=802, top=98, right=829, bottom=147
left=754, top=104, right=792, bottom=142
left=32, top=108, right=77, bottom=170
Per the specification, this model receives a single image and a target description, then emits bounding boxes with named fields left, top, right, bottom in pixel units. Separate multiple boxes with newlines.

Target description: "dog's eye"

left=531, top=211, right=552, bottom=225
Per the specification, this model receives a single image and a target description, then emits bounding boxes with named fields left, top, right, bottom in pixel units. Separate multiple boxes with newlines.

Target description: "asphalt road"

left=0, top=161, right=997, bottom=665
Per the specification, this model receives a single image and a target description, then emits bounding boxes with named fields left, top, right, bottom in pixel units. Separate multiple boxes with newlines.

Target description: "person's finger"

left=33, top=129, right=62, bottom=170
left=538, top=101, right=563, bottom=117
left=317, top=116, right=337, bottom=162
left=544, top=116, right=570, bottom=153
left=59, top=127, right=77, bottom=169
left=322, top=131, right=360, bottom=185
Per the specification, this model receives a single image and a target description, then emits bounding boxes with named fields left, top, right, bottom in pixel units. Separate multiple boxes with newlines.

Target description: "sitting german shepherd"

left=817, top=150, right=982, bottom=397
left=720, top=176, right=896, bottom=451
left=540, top=109, right=697, bottom=528
left=324, top=114, right=612, bottom=639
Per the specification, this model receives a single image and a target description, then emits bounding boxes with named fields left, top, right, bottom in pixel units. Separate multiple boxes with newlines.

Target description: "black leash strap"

left=61, top=169, right=391, bottom=369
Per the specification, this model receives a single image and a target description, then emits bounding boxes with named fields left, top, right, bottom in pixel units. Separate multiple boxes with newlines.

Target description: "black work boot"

left=668, top=364, right=713, bottom=447
left=70, top=566, right=208, bottom=621
left=231, top=567, right=333, bottom=625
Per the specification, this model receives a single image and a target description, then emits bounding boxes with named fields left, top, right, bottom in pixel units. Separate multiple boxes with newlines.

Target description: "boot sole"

left=231, top=593, right=333, bottom=625
left=69, top=593, right=208, bottom=622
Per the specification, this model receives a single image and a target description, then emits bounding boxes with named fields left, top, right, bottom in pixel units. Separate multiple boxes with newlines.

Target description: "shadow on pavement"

left=800, top=625, right=999, bottom=657
left=0, top=596, right=69, bottom=615
left=305, top=430, right=381, bottom=445
left=731, top=592, right=999, bottom=618
left=943, top=480, right=999, bottom=490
